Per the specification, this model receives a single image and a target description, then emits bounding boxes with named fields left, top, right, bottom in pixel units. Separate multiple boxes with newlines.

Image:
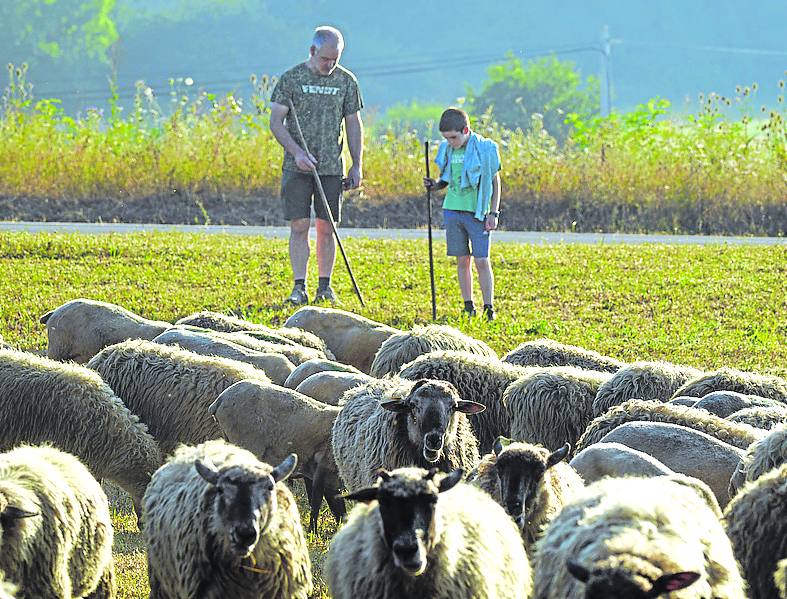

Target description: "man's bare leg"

left=289, top=218, right=311, bottom=279
left=314, top=218, right=337, bottom=301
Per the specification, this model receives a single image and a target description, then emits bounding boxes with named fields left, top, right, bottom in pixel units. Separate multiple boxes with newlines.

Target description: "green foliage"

left=372, top=100, right=444, bottom=138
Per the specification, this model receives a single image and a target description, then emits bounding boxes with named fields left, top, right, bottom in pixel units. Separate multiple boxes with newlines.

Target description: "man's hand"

left=294, top=150, right=318, bottom=172
left=484, top=213, right=499, bottom=232
left=345, top=164, right=362, bottom=189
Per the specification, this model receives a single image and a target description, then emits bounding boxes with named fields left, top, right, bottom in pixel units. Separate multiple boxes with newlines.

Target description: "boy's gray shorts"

left=443, top=209, right=491, bottom=258
left=280, top=170, right=342, bottom=222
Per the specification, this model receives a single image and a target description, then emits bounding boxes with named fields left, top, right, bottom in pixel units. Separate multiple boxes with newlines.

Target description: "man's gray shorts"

left=280, top=170, right=342, bottom=222
left=443, top=209, right=491, bottom=257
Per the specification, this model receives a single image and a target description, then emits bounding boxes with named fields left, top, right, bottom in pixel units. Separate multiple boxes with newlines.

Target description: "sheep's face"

left=566, top=559, right=700, bottom=598
left=195, top=454, right=297, bottom=559
left=381, top=380, right=484, bottom=463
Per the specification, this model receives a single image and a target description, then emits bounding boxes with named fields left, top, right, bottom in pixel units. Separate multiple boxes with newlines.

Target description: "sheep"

left=669, top=395, right=699, bottom=407
left=691, top=389, right=785, bottom=417
left=331, top=378, right=484, bottom=492
left=673, top=367, right=787, bottom=403
left=370, top=324, right=497, bottom=378
left=39, top=298, right=171, bottom=363
left=532, top=474, right=746, bottom=598
left=724, top=462, right=787, bottom=599
left=728, top=406, right=787, bottom=430
left=0, top=577, right=15, bottom=599
left=502, top=338, right=624, bottom=373
left=399, top=350, right=533, bottom=453
left=569, top=442, right=675, bottom=483
left=468, top=437, right=583, bottom=550
left=504, top=368, right=612, bottom=451
left=0, top=445, right=115, bottom=598
left=88, top=339, right=270, bottom=455
left=294, top=371, right=375, bottom=406
left=211, top=330, right=328, bottom=365
left=776, top=559, right=787, bottom=599
left=598, top=421, right=744, bottom=509
left=143, top=439, right=312, bottom=599
left=576, top=399, right=765, bottom=454
left=728, top=424, right=787, bottom=498
left=0, top=348, right=163, bottom=522
left=592, top=360, right=704, bottom=417
left=284, top=306, right=400, bottom=373
left=208, top=379, right=344, bottom=533
left=283, top=358, right=362, bottom=389
left=326, top=467, right=531, bottom=599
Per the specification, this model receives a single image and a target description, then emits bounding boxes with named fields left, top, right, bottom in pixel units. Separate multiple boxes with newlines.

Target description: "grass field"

left=1, top=231, right=785, bottom=597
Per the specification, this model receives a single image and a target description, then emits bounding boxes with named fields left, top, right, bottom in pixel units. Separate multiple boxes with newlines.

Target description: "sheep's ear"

left=195, top=459, right=220, bottom=485
left=494, top=436, right=513, bottom=456
left=272, top=453, right=298, bottom=483
left=456, top=400, right=486, bottom=415
left=380, top=399, right=411, bottom=413
left=39, top=310, right=54, bottom=324
left=650, top=571, right=700, bottom=596
left=342, top=487, right=379, bottom=503
left=566, top=559, right=590, bottom=583
left=3, top=506, right=39, bottom=520
left=438, top=469, right=463, bottom=493
left=376, top=469, right=392, bottom=483
left=546, top=443, right=571, bottom=469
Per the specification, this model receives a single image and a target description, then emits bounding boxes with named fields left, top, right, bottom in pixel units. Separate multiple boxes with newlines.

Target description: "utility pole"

left=600, top=24, right=612, bottom=116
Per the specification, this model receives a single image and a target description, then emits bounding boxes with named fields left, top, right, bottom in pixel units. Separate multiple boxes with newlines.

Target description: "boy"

left=424, top=107, right=502, bottom=321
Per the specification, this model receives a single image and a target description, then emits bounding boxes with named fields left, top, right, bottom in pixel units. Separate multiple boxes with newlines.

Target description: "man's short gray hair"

left=312, top=26, right=344, bottom=50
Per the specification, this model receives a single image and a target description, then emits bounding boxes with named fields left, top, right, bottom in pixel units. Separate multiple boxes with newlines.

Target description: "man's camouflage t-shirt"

left=271, top=62, right=363, bottom=176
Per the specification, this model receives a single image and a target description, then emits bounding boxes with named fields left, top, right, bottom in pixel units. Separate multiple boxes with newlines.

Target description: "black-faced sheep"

left=284, top=306, right=400, bottom=373
left=692, top=389, right=785, bottom=417
left=0, top=445, right=115, bottom=598
left=504, top=368, right=612, bottom=451
left=569, top=442, right=675, bottom=483
left=40, top=298, right=171, bottom=363
left=532, top=474, right=746, bottom=598
left=294, top=371, right=375, bottom=406
left=326, top=467, right=531, bottom=599
left=724, top=462, right=787, bottom=599
left=369, top=324, right=497, bottom=378
left=283, top=358, right=362, bottom=389
left=673, top=367, right=787, bottom=403
left=728, top=406, right=787, bottom=430
left=728, top=423, right=787, bottom=498
left=331, top=378, right=484, bottom=492
left=592, top=361, right=703, bottom=417
left=468, top=437, right=583, bottom=550
left=208, top=379, right=344, bottom=533
left=502, top=338, right=624, bottom=373
left=0, top=348, right=163, bottom=521
left=143, top=439, right=312, bottom=599
left=88, top=339, right=270, bottom=455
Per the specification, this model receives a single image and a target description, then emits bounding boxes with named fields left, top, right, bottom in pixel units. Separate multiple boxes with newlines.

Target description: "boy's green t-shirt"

left=442, top=147, right=478, bottom=212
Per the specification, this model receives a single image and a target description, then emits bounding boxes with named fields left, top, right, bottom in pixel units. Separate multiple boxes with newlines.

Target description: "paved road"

left=0, top=221, right=784, bottom=245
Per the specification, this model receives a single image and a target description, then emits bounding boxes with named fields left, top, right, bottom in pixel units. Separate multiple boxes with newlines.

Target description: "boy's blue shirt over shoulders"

left=435, top=132, right=501, bottom=222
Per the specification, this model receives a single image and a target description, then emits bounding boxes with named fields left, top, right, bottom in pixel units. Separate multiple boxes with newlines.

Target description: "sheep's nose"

left=506, top=500, right=523, bottom=516
left=233, top=523, right=257, bottom=547
left=424, top=432, right=443, bottom=450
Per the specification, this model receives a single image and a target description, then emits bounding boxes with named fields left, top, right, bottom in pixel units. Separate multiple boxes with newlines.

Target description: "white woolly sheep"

left=210, top=330, right=327, bottom=365
left=673, top=367, right=787, bottom=403
left=692, top=389, right=784, bottom=417
left=592, top=360, right=704, bottom=417
left=331, top=378, right=484, bottom=492
left=326, top=467, right=531, bottom=599
left=0, top=348, right=163, bottom=522
left=532, top=473, right=746, bottom=598
left=728, top=423, right=787, bottom=498
left=569, top=442, right=675, bottom=483
left=283, top=358, right=362, bottom=390
left=504, top=367, right=612, bottom=451
left=469, top=437, right=583, bottom=550
left=728, top=405, right=787, bottom=430
left=502, top=338, right=624, bottom=373
left=0, top=445, right=115, bottom=598
left=294, top=371, right=375, bottom=406
left=284, top=306, right=400, bottom=373
left=40, top=298, right=171, bottom=363
left=370, top=324, right=497, bottom=378
left=208, top=379, right=344, bottom=533
left=88, top=339, right=270, bottom=455
left=724, top=462, right=787, bottom=599
left=143, top=439, right=312, bottom=599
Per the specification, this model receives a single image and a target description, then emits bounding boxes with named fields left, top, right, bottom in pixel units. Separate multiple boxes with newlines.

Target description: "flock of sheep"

left=0, top=297, right=786, bottom=598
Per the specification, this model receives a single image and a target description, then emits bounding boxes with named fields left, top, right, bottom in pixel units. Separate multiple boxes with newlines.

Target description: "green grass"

left=1, top=231, right=786, bottom=597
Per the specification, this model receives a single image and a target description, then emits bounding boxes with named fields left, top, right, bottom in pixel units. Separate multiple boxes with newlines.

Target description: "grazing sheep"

left=283, top=358, right=362, bottom=389
left=504, top=368, right=612, bottom=451
left=776, top=559, right=787, bottom=599
left=724, top=463, right=787, bottom=599
left=0, top=445, right=115, bottom=598
left=728, top=406, right=787, bottom=430
left=284, top=306, right=400, bottom=373
left=691, top=389, right=785, bottom=417
left=673, top=367, right=787, bottom=403
left=208, top=379, right=344, bottom=533
left=153, top=327, right=295, bottom=385
left=332, top=378, right=484, bottom=492
left=729, top=424, right=787, bottom=498
left=0, top=348, right=163, bottom=521
left=88, top=339, right=270, bottom=455
left=592, top=361, right=703, bottom=417
left=469, top=437, right=583, bottom=549
left=576, top=399, right=765, bottom=454
left=370, top=324, right=497, bottom=378
left=598, top=421, right=744, bottom=508
left=40, top=298, right=171, bottom=363
left=144, top=439, right=312, bottom=599
left=326, top=467, right=531, bottom=599
left=569, top=442, right=675, bottom=483
left=295, top=371, right=375, bottom=406
left=669, top=395, right=699, bottom=407
left=533, top=474, right=746, bottom=599
left=212, top=331, right=327, bottom=365
left=399, top=350, right=533, bottom=453
left=502, top=338, right=624, bottom=373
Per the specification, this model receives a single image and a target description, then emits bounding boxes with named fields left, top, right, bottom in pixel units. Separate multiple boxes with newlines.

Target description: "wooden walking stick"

left=287, top=99, right=365, bottom=307
left=424, top=140, right=437, bottom=320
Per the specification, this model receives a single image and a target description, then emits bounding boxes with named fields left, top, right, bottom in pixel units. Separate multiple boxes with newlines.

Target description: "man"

left=269, top=26, right=364, bottom=305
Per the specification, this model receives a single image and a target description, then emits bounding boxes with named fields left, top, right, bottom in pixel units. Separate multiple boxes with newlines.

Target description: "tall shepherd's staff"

left=424, top=140, right=437, bottom=320
left=287, top=99, right=365, bottom=307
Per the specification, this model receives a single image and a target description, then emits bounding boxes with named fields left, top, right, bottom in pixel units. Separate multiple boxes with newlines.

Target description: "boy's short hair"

left=439, top=108, right=470, bottom=132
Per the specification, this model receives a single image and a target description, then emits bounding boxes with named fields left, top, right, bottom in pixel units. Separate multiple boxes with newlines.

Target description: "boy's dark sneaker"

left=285, top=284, right=308, bottom=305
left=463, top=305, right=477, bottom=317
left=313, top=286, right=337, bottom=304
left=483, top=305, right=496, bottom=321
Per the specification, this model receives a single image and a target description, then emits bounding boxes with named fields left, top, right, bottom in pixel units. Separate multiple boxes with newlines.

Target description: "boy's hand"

left=485, top=213, right=499, bottom=231
left=423, top=177, right=438, bottom=191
